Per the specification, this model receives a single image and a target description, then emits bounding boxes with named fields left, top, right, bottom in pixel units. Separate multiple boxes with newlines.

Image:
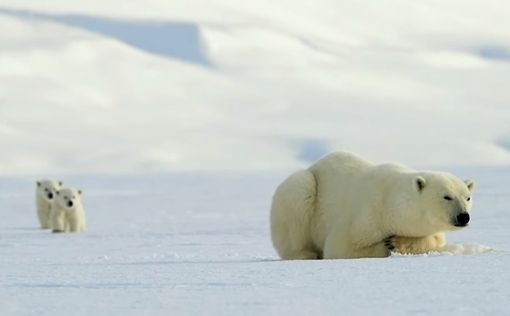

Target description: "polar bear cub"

left=50, top=187, right=86, bottom=233
left=270, top=151, right=475, bottom=259
left=36, top=179, right=63, bottom=229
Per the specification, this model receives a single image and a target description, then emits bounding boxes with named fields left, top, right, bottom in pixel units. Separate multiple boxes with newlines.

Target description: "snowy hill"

left=1, top=1, right=510, bottom=175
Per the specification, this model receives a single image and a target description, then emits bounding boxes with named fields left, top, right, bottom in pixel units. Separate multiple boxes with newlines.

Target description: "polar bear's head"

left=37, top=179, right=63, bottom=202
left=55, top=187, right=82, bottom=209
left=412, top=172, right=474, bottom=232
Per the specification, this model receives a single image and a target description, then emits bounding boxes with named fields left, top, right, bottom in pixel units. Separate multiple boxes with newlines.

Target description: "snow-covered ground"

left=0, top=167, right=508, bottom=315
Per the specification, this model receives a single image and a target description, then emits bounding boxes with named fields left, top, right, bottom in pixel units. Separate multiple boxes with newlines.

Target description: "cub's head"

left=55, top=187, right=82, bottom=209
left=36, top=180, right=63, bottom=202
left=413, top=172, right=474, bottom=232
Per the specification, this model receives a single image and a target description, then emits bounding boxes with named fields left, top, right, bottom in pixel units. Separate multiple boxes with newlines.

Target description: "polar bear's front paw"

left=384, top=235, right=396, bottom=251
left=386, top=235, right=415, bottom=253
left=386, top=233, right=447, bottom=254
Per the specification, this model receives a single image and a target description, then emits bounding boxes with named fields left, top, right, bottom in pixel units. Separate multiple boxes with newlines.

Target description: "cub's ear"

left=414, top=176, right=426, bottom=192
left=37, top=181, right=41, bottom=187
left=465, top=179, right=475, bottom=192
left=78, top=189, right=82, bottom=195
left=58, top=181, right=63, bottom=186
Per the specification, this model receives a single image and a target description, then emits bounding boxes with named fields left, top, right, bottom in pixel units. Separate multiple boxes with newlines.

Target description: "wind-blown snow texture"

left=0, top=167, right=508, bottom=316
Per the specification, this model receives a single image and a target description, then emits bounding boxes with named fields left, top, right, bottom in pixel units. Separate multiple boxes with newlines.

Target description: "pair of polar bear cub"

left=36, top=180, right=86, bottom=233
left=271, top=151, right=475, bottom=259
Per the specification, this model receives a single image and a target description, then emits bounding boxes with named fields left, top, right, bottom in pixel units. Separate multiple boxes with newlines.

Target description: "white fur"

left=50, top=187, right=86, bottom=233
left=270, top=151, right=475, bottom=259
left=35, top=179, right=62, bottom=229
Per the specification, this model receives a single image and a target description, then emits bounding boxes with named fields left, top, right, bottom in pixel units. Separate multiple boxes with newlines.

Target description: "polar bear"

left=270, top=151, right=475, bottom=259
left=50, top=187, right=86, bottom=233
left=36, top=179, right=63, bottom=229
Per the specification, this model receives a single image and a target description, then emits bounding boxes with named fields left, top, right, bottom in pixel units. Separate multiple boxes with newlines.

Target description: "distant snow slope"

left=0, top=167, right=508, bottom=315
left=0, top=7, right=211, bottom=65
left=1, top=1, right=510, bottom=175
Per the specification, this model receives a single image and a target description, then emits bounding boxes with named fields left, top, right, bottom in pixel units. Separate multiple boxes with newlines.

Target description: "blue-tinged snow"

left=0, top=7, right=210, bottom=66
left=0, top=168, right=508, bottom=316
left=478, top=46, right=510, bottom=62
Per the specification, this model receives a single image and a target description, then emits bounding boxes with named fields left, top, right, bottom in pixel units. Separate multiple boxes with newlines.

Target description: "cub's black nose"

left=456, top=213, right=470, bottom=226
left=67, top=201, right=74, bottom=208
left=47, top=193, right=53, bottom=199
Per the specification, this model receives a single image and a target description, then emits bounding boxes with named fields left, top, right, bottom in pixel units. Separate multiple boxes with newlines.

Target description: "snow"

left=1, top=1, right=510, bottom=314
left=1, top=1, right=510, bottom=175
left=0, top=7, right=211, bottom=66
left=1, top=167, right=509, bottom=315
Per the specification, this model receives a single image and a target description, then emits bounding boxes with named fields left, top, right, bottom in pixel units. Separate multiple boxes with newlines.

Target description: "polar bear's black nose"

left=47, top=193, right=53, bottom=199
left=455, top=213, right=470, bottom=226
left=67, top=201, right=73, bottom=208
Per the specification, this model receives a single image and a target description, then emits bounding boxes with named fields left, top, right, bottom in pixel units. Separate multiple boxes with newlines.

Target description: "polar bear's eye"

left=443, top=195, right=453, bottom=201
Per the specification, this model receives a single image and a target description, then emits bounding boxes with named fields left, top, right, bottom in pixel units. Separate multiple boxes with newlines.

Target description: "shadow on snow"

left=0, top=7, right=211, bottom=66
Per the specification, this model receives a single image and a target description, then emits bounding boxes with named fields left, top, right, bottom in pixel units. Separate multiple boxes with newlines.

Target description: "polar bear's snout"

left=43, top=188, right=55, bottom=200
left=67, top=200, right=74, bottom=208
left=453, top=212, right=470, bottom=227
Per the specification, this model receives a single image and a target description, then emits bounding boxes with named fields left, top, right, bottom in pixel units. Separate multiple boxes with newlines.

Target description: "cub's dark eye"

left=444, top=195, right=453, bottom=201
left=467, top=197, right=471, bottom=201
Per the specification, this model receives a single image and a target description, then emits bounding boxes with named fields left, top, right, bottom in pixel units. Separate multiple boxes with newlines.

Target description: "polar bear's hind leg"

left=270, top=170, right=319, bottom=260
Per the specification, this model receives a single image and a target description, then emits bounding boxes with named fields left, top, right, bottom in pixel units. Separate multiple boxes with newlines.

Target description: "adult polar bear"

left=270, top=151, right=475, bottom=259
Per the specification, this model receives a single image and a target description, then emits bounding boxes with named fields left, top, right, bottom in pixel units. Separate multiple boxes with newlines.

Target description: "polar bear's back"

left=308, top=151, right=374, bottom=196
left=308, top=151, right=411, bottom=222
left=309, top=151, right=372, bottom=173
left=309, top=151, right=410, bottom=188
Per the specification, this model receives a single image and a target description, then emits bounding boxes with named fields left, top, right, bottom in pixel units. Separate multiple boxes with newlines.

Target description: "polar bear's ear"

left=37, top=181, right=41, bottom=187
left=414, top=176, right=426, bottom=192
left=78, top=189, right=82, bottom=195
left=465, top=179, right=475, bottom=192
left=58, top=181, right=63, bottom=186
